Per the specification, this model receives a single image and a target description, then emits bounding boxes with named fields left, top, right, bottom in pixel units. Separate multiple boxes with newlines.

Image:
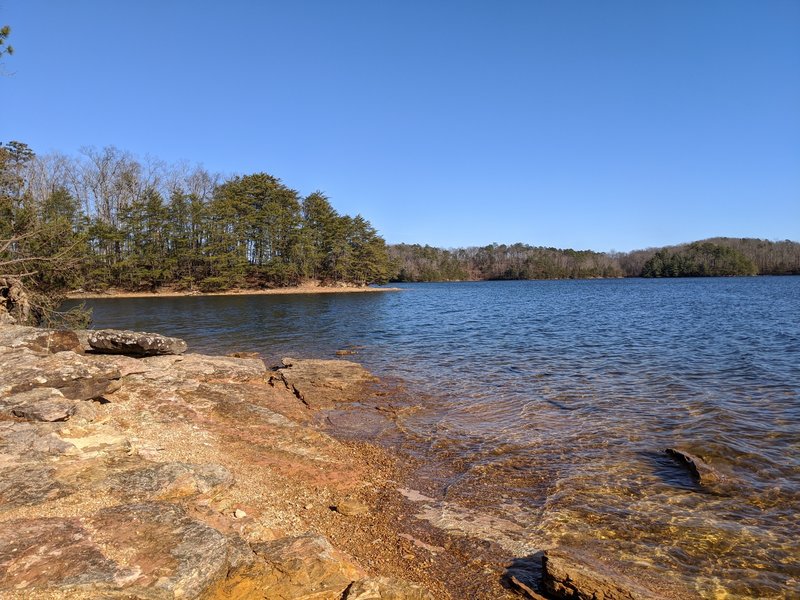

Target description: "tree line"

left=388, top=238, right=800, bottom=281
left=3, top=139, right=799, bottom=326
left=1, top=141, right=391, bottom=299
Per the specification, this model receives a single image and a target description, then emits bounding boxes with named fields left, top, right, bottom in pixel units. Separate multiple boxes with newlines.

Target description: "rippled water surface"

left=78, top=278, right=800, bottom=598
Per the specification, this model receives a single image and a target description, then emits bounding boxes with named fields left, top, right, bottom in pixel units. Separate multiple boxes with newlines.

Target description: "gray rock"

left=0, top=346, right=122, bottom=401
left=0, top=325, right=81, bottom=353
left=12, top=398, right=77, bottom=422
left=0, top=387, right=64, bottom=408
left=105, top=462, right=234, bottom=500
left=0, top=421, right=75, bottom=458
left=0, top=465, right=73, bottom=509
left=88, top=328, right=188, bottom=356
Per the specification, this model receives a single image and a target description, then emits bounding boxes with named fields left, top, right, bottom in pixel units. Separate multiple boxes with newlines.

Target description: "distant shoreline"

left=67, top=284, right=402, bottom=299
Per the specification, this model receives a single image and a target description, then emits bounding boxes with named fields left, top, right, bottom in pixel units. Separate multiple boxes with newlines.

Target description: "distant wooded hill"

left=3, top=141, right=798, bottom=299
left=388, top=238, right=800, bottom=281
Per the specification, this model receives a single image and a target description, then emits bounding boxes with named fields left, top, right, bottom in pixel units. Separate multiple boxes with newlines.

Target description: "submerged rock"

left=88, top=328, right=188, bottom=356
left=665, top=447, right=724, bottom=486
left=541, top=549, right=661, bottom=600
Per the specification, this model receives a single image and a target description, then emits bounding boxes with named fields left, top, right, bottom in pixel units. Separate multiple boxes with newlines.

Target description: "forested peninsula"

left=2, top=141, right=799, bottom=324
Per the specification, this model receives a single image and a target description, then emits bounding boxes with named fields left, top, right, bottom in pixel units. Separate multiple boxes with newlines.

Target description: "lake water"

left=74, top=277, right=800, bottom=599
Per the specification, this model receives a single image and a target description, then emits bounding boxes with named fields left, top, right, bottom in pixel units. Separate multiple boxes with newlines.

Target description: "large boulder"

left=88, top=329, right=188, bottom=356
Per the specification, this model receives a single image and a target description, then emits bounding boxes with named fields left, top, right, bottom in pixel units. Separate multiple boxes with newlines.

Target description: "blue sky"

left=2, top=1, right=798, bottom=251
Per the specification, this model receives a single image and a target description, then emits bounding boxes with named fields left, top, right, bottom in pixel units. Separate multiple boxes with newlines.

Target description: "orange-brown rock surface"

left=0, top=324, right=434, bottom=600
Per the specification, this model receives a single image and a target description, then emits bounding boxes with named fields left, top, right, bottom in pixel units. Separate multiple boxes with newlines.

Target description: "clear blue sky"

left=2, top=1, right=798, bottom=251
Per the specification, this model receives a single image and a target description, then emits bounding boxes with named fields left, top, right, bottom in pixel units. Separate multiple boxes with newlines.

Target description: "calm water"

left=75, top=278, right=800, bottom=598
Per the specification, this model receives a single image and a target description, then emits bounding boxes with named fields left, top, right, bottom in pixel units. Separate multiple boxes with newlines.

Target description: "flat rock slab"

left=0, top=422, right=76, bottom=461
left=105, top=461, right=234, bottom=501
left=0, top=464, right=73, bottom=509
left=0, top=502, right=253, bottom=597
left=11, top=398, right=77, bottom=422
left=345, top=576, right=434, bottom=600
left=0, top=325, right=81, bottom=353
left=275, top=357, right=378, bottom=409
left=88, top=329, right=188, bottom=356
left=0, top=347, right=122, bottom=400
left=252, top=533, right=365, bottom=599
left=0, top=387, right=65, bottom=409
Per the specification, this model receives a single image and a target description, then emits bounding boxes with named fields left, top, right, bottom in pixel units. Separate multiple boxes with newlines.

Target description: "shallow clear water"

left=74, top=277, right=800, bottom=598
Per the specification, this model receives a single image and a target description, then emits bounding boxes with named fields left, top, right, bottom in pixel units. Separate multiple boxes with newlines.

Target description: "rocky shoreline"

left=0, top=324, right=684, bottom=599
left=65, top=282, right=401, bottom=300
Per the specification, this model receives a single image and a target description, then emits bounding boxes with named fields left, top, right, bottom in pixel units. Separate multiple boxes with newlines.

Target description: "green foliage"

left=391, top=238, right=800, bottom=282
left=2, top=143, right=390, bottom=294
left=198, top=276, right=230, bottom=293
left=4, top=140, right=798, bottom=300
left=0, top=25, right=13, bottom=59
left=641, top=242, right=758, bottom=277
left=389, top=243, right=620, bottom=281
left=0, top=143, right=92, bottom=325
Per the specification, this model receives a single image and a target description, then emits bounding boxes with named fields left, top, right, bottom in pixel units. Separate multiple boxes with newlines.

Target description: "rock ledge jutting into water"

left=88, top=328, right=188, bottom=356
left=541, top=548, right=662, bottom=600
left=0, top=322, right=694, bottom=600
left=0, top=323, right=435, bottom=599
